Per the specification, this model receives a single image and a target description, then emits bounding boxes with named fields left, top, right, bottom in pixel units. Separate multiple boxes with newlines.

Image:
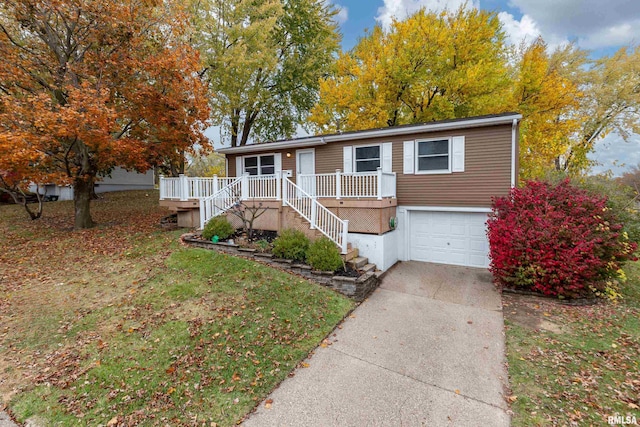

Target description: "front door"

left=296, top=149, right=315, bottom=196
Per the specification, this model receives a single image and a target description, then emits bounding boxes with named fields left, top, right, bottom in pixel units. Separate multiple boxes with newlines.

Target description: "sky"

left=329, top=0, right=640, bottom=175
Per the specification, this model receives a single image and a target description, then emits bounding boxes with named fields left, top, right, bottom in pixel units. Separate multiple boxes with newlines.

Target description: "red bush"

left=488, top=179, right=637, bottom=299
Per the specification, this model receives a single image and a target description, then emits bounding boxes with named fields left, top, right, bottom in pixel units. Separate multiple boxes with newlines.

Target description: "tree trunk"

left=74, top=178, right=95, bottom=229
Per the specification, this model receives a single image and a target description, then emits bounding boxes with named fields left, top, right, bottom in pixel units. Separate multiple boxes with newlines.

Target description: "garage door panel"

left=409, top=211, right=489, bottom=268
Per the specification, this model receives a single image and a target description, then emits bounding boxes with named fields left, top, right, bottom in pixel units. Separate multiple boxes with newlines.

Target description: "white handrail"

left=199, top=177, right=242, bottom=229
left=282, top=177, right=349, bottom=254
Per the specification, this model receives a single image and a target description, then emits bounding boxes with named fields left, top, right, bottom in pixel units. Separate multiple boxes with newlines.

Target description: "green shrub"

left=202, top=216, right=235, bottom=241
left=272, top=229, right=310, bottom=262
left=306, top=237, right=344, bottom=272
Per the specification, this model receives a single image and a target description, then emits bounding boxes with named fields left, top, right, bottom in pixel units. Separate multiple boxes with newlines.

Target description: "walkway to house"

left=243, top=261, right=511, bottom=426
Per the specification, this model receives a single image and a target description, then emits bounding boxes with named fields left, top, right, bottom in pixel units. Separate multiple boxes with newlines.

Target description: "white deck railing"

left=160, top=169, right=396, bottom=202
left=282, top=177, right=349, bottom=254
left=298, top=168, right=396, bottom=200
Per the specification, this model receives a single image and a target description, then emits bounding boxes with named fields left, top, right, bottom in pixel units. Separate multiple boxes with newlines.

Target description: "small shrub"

left=254, top=239, right=271, bottom=253
left=307, top=237, right=344, bottom=272
left=202, top=216, right=235, bottom=241
left=488, top=179, right=637, bottom=300
left=272, top=229, right=310, bottom=262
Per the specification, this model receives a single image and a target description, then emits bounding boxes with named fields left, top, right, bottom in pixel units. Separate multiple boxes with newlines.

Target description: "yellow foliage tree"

left=309, top=7, right=511, bottom=133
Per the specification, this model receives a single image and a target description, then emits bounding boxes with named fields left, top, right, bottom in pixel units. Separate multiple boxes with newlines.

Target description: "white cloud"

left=334, top=4, right=349, bottom=24
left=497, top=12, right=540, bottom=46
left=498, top=12, right=569, bottom=50
left=327, top=0, right=349, bottom=24
left=375, top=0, right=479, bottom=30
left=589, top=133, right=640, bottom=176
left=508, top=0, right=640, bottom=50
left=578, top=20, right=640, bottom=50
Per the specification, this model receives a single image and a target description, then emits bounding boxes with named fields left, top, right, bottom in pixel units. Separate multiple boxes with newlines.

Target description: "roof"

left=218, top=112, right=522, bottom=155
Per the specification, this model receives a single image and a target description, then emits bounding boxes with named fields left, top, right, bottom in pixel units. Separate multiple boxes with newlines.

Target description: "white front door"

left=296, top=149, right=315, bottom=196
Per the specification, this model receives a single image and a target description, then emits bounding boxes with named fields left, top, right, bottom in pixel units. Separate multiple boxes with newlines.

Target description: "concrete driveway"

left=243, top=261, right=510, bottom=427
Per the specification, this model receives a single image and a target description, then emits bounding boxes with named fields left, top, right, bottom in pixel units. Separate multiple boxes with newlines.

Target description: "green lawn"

left=505, top=262, right=640, bottom=426
left=0, top=191, right=354, bottom=425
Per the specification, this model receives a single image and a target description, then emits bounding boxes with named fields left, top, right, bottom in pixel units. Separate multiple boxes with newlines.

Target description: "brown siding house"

left=216, top=113, right=521, bottom=270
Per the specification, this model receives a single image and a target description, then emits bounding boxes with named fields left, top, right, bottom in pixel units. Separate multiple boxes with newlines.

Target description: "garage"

left=408, top=210, right=490, bottom=268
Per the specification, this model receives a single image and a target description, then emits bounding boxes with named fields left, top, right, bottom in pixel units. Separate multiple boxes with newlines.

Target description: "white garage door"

left=409, top=211, right=490, bottom=268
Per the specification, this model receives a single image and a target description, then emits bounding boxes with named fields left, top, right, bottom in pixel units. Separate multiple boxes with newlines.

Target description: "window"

left=354, top=145, right=380, bottom=172
left=244, top=154, right=275, bottom=175
left=416, top=139, right=449, bottom=172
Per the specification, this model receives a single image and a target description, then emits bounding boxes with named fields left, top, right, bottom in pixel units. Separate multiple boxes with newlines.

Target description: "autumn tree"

left=189, top=0, right=340, bottom=147
left=0, top=0, right=210, bottom=228
left=511, top=39, right=582, bottom=179
left=309, top=7, right=512, bottom=132
left=563, top=46, right=640, bottom=173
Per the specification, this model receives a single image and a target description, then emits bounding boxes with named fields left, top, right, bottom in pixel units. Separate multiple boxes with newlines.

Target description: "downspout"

left=511, top=118, right=518, bottom=188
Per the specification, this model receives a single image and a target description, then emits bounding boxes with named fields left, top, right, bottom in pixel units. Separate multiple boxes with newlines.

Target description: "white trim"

left=382, top=142, right=393, bottom=173
left=451, top=136, right=465, bottom=172
left=241, top=152, right=279, bottom=176
left=218, top=114, right=523, bottom=154
left=403, top=140, right=414, bottom=174
left=296, top=148, right=315, bottom=175
left=414, top=137, right=452, bottom=175
left=343, top=146, right=353, bottom=174
left=511, top=118, right=518, bottom=187
left=398, top=205, right=492, bottom=213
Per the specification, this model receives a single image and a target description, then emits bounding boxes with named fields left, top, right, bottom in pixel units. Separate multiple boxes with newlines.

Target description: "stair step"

left=341, top=247, right=359, bottom=262
left=374, top=269, right=386, bottom=279
left=349, top=256, right=368, bottom=269
left=361, top=263, right=376, bottom=273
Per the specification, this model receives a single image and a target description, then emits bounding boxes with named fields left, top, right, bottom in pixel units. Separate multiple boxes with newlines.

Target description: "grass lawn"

left=504, top=262, right=640, bottom=426
left=0, top=191, right=354, bottom=426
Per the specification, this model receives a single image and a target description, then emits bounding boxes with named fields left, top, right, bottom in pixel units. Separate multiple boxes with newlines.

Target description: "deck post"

left=159, top=174, right=165, bottom=200
left=179, top=174, right=188, bottom=201
left=377, top=168, right=383, bottom=200
left=341, top=220, right=349, bottom=254
left=241, top=173, right=249, bottom=201
left=335, top=169, right=341, bottom=200
left=282, top=176, right=288, bottom=206
left=213, top=175, right=219, bottom=193
left=276, top=171, right=282, bottom=200
left=310, top=198, right=317, bottom=230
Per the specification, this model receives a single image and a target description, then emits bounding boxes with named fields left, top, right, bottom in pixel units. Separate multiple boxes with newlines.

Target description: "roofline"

left=218, top=113, right=523, bottom=155
left=218, top=138, right=326, bottom=154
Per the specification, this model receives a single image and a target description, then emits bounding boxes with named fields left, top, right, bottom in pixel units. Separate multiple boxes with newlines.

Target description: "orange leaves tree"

left=0, top=0, right=210, bottom=228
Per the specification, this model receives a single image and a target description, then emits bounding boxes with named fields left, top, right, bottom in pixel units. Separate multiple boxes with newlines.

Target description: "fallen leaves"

left=264, top=398, right=273, bottom=409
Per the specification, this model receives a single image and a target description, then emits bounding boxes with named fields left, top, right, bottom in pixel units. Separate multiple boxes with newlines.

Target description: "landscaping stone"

left=180, top=233, right=380, bottom=301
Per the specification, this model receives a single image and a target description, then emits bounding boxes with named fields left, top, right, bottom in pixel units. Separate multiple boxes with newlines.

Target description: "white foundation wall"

left=348, top=230, right=399, bottom=272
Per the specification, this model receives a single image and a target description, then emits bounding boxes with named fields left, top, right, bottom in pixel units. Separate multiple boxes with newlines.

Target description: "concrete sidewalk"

left=243, top=261, right=510, bottom=427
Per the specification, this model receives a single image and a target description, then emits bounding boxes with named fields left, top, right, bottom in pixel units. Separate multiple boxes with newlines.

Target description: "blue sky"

left=329, top=0, right=640, bottom=175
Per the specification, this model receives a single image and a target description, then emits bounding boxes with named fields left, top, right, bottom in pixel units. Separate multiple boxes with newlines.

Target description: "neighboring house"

left=160, top=113, right=521, bottom=271
left=31, top=167, right=155, bottom=201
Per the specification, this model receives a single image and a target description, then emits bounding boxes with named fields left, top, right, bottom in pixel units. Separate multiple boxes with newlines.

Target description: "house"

left=31, top=167, right=155, bottom=201
left=159, top=113, right=521, bottom=272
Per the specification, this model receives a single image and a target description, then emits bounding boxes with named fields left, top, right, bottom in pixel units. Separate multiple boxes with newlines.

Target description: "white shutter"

left=452, top=136, right=465, bottom=172
left=236, top=156, right=243, bottom=176
left=403, top=140, right=415, bottom=174
left=343, top=146, right=353, bottom=173
left=382, top=142, right=393, bottom=173
left=274, top=153, right=282, bottom=173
